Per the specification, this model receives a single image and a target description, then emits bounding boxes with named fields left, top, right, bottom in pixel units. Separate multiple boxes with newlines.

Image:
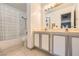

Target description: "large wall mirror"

left=43, top=4, right=77, bottom=29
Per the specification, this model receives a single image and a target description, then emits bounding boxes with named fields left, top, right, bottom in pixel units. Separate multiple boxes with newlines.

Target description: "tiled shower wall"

left=0, top=4, right=26, bottom=41
left=0, top=12, right=3, bottom=40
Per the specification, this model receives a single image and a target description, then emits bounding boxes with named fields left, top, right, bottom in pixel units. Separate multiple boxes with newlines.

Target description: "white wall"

left=26, top=4, right=32, bottom=48
left=31, top=3, right=41, bottom=30
left=26, top=3, right=42, bottom=48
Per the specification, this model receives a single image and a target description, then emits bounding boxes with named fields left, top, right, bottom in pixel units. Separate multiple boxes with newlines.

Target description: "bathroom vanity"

left=33, top=31, right=79, bottom=56
left=32, top=3, right=79, bottom=56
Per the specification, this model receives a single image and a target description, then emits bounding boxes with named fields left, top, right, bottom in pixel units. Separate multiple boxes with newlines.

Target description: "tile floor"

left=5, top=47, right=50, bottom=56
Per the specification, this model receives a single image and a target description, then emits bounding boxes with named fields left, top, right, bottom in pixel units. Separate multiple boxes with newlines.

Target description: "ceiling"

left=6, top=3, right=51, bottom=12
left=6, top=3, right=27, bottom=12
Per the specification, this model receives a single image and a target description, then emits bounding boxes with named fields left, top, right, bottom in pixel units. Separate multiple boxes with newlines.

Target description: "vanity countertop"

left=33, top=28, right=79, bottom=37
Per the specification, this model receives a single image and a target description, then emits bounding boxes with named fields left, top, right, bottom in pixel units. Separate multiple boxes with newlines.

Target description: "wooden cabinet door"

left=72, top=37, right=79, bottom=56
left=53, top=35, right=66, bottom=56
left=41, top=34, right=49, bottom=52
left=34, top=33, right=40, bottom=48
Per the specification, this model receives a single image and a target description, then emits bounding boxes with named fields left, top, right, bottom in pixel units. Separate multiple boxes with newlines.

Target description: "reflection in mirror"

left=61, top=12, right=71, bottom=28
left=45, top=17, right=50, bottom=30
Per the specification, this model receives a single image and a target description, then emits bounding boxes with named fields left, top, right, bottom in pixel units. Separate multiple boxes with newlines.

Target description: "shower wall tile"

left=0, top=4, right=26, bottom=41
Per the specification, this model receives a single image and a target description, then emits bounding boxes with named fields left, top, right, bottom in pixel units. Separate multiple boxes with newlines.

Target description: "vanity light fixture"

left=44, top=3, right=56, bottom=11
left=44, top=3, right=61, bottom=12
